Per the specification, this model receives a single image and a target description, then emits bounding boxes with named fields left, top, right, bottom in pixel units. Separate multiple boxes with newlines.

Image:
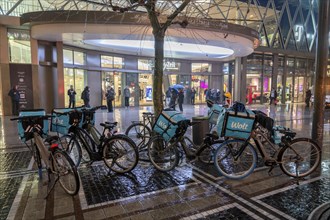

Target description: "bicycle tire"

left=76, top=128, right=94, bottom=163
left=279, top=138, right=321, bottom=178
left=52, top=150, right=80, bottom=195
left=103, top=134, right=139, bottom=174
left=125, top=123, right=152, bottom=151
left=59, top=135, right=82, bottom=167
left=148, top=135, right=179, bottom=172
left=196, top=140, right=224, bottom=164
left=214, top=139, right=257, bottom=179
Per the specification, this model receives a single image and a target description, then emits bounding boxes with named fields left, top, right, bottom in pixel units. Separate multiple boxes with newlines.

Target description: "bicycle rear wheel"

left=52, top=150, right=80, bottom=195
left=148, top=136, right=179, bottom=172
left=125, top=123, right=151, bottom=161
left=60, top=135, right=82, bottom=167
left=214, top=139, right=257, bottom=179
left=103, top=134, right=138, bottom=174
left=197, top=140, right=223, bottom=164
left=279, top=138, right=321, bottom=178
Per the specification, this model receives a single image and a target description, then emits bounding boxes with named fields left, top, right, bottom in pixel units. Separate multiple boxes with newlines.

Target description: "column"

left=0, top=26, right=11, bottom=115
left=241, top=57, right=247, bottom=102
left=234, top=57, right=242, bottom=102
left=272, top=53, right=278, bottom=89
left=282, top=56, right=287, bottom=104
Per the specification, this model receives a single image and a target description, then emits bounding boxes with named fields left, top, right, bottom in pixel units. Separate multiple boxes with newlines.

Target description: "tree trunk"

left=153, top=31, right=165, bottom=117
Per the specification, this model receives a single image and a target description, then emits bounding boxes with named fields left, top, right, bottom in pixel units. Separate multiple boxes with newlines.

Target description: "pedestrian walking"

left=67, top=85, right=76, bottom=108
left=105, top=86, right=115, bottom=112
left=178, top=88, right=184, bottom=112
left=305, top=88, right=312, bottom=107
left=81, top=86, right=90, bottom=107
left=165, top=87, right=171, bottom=106
left=124, top=86, right=130, bottom=109
left=269, top=87, right=277, bottom=105
left=8, top=85, right=20, bottom=115
left=169, top=89, right=178, bottom=110
left=190, top=88, right=196, bottom=105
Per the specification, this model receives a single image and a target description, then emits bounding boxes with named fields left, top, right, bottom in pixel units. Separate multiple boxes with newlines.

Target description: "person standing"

left=8, top=85, right=20, bottom=115
left=178, top=88, right=184, bottom=112
left=305, top=88, right=312, bottom=107
left=81, top=86, right=90, bottom=107
left=106, top=86, right=115, bottom=112
left=67, top=85, right=76, bottom=108
left=124, top=86, right=130, bottom=109
left=190, top=88, right=196, bottom=105
left=165, top=87, right=171, bottom=106
left=169, top=89, right=178, bottom=110
left=269, top=87, right=277, bottom=105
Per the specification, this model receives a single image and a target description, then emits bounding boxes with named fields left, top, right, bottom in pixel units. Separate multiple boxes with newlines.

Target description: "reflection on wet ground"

left=0, top=103, right=329, bottom=219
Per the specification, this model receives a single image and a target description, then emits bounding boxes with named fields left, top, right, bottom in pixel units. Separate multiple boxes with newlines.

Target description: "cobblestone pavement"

left=0, top=103, right=329, bottom=220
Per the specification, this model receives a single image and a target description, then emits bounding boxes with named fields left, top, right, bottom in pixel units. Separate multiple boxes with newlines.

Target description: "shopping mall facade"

left=0, top=0, right=329, bottom=115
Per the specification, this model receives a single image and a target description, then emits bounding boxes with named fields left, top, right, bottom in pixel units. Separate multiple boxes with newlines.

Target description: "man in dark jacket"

left=178, top=88, right=184, bottom=112
left=123, top=86, right=130, bottom=109
left=106, top=86, right=115, bottom=112
left=81, top=86, right=90, bottom=107
left=67, top=85, right=76, bottom=108
left=8, top=85, right=20, bottom=115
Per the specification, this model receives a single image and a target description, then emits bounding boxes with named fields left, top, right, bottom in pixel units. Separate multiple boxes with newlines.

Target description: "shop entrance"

left=285, top=77, right=293, bottom=102
left=64, top=68, right=86, bottom=107
left=102, top=71, right=122, bottom=107
left=293, top=76, right=305, bottom=102
left=191, top=75, right=208, bottom=103
left=139, top=74, right=153, bottom=106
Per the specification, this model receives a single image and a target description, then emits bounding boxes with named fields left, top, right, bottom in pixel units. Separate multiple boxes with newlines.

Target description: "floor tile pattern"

left=0, top=177, right=23, bottom=220
left=0, top=151, right=32, bottom=173
left=260, top=178, right=330, bottom=220
left=200, top=206, right=257, bottom=220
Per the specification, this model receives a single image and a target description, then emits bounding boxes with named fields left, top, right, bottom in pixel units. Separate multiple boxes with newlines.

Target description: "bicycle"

left=148, top=111, right=224, bottom=172
left=125, top=112, right=155, bottom=161
left=213, top=117, right=321, bottom=180
left=55, top=107, right=139, bottom=174
left=11, top=115, right=80, bottom=196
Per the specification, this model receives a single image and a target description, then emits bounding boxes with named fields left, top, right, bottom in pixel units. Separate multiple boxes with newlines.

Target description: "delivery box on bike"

left=51, top=108, right=82, bottom=135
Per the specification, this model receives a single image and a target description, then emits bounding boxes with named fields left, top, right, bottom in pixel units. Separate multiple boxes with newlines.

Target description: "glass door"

left=191, top=75, right=208, bottom=103
left=64, top=68, right=86, bottom=107
left=102, top=71, right=122, bottom=107
left=285, top=77, right=293, bottom=102
left=294, top=76, right=305, bottom=102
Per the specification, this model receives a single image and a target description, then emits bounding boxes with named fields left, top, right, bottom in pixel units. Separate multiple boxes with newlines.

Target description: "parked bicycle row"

left=11, top=101, right=321, bottom=196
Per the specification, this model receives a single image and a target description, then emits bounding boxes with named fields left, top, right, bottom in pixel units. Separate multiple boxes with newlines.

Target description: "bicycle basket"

left=254, top=110, right=274, bottom=132
left=217, top=109, right=255, bottom=140
left=18, top=109, right=48, bottom=142
left=81, top=108, right=95, bottom=125
left=208, top=104, right=225, bottom=125
left=153, top=111, right=189, bottom=142
left=51, top=108, right=82, bottom=135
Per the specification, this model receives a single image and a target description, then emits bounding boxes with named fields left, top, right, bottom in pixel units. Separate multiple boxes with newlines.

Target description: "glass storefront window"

left=138, top=59, right=153, bottom=70
left=63, top=49, right=73, bottom=64
left=246, top=72, right=263, bottom=103
left=277, top=74, right=283, bottom=103
left=192, top=63, right=212, bottom=73
left=139, top=74, right=153, bottom=105
left=113, top=57, right=124, bottom=69
left=74, top=51, right=85, bottom=65
left=191, top=75, right=208, bottom=103
left=101, top=55, right=113, bottom=68
left=101, top=55, right=124, bottom=69
left=8, top=29, right=31, bottom=64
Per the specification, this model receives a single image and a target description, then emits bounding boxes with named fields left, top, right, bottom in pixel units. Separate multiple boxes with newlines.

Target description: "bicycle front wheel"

left=52, top=150, right=80, bottom=195
left=103, top=134, right=138, bottom=174
left=60, top=135, right=82, bottom=167
left=279, top=138, right=321, bottom=178
left=214, top=139, right=257, bottom=179
left=148, top=136, right=179, bottom=172
left=125, top=123, right=152, bottom=161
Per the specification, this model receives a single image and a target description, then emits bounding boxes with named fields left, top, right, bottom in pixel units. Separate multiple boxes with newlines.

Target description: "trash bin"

left=192, top=116, right=209, bottom=146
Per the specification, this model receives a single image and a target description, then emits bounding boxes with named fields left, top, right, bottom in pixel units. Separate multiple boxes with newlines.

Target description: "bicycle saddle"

left=45, top=136, right=59, bottom=144
left=279, top=130, right=296, bottom=138
left=100, top=122, right=117, bottom=129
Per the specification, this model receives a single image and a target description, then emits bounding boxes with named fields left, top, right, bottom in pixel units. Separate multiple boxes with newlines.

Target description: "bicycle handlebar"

left=81, top=105, right=106, bottom=113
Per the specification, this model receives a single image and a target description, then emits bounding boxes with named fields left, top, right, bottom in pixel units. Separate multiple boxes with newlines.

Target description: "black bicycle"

left=55, top=108, right=139, bottom=174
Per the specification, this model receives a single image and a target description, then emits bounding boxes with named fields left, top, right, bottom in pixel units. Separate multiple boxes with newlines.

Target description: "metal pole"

left=311, top=0, right=330, bottom=147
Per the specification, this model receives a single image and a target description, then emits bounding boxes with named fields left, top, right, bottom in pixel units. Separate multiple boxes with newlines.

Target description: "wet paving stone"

left=0, top=151, right=32, bottom=173
left=0, top=176, right=23, bottom=220
left=260, top=178, right=330, bottom=220
left=79, top=164, right=195, bottom=206
left=198, top=207, right=256, bottom=220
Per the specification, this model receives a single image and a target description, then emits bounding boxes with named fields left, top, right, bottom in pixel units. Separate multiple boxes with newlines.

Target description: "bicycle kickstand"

left=268, top=166, right=275, bottom=176
left=45, top=174, right=60, bottom=199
